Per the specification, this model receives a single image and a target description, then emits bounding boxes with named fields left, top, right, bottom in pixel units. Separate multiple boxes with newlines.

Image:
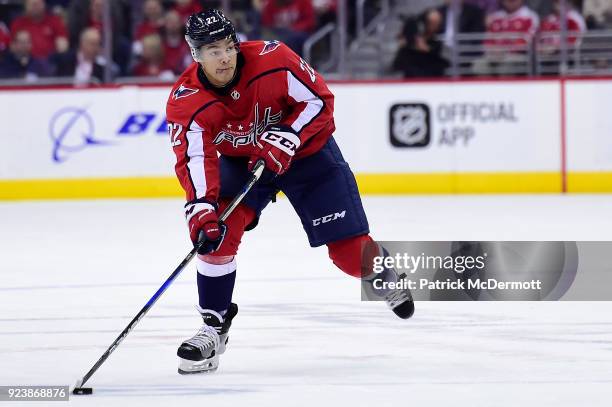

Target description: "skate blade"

left=391, top=299, right=415, bottom=319
left=178, top=356, right=219, bottom=375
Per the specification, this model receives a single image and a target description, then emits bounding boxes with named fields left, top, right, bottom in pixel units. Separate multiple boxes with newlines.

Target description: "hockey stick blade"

left=72, top=159, right=266, bottom=394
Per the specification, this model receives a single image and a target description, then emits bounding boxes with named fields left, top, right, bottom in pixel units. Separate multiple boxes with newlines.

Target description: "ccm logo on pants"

left=312, top=211, right=346, bottom=226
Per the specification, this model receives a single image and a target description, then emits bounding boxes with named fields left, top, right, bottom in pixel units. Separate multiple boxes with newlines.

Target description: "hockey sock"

left=327, top=234, right=378, bottom=278
left=196, top=257, right=237, bottom=314
left=360, top=241, right=401, bottom=295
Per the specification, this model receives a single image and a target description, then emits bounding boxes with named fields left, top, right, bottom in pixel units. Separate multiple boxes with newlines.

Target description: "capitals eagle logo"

left=259, top=40, right=281, bottom=55
left=173, top=84, right=199, bottom=100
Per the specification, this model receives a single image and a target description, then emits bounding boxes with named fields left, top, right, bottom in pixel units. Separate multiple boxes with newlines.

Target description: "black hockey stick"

left=73, top=160, right=266, bottom=395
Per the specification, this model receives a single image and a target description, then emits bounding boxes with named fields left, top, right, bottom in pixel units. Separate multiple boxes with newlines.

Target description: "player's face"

left=200, top=38, right=238, bottom=87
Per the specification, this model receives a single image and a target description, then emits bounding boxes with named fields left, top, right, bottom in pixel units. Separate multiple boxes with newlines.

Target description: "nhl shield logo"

left=231, top=89, right=240, bottom=100
left=389, top=103, right=431, bottom=147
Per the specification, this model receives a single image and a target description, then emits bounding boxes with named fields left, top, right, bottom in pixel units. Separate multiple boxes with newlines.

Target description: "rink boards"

left=1, top=78, right=611, bottom=199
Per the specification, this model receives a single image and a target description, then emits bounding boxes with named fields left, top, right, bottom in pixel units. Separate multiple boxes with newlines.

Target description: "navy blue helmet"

left=185, top=9, right=239, bottom=60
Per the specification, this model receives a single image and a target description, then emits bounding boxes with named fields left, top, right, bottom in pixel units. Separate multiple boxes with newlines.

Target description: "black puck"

left=73, top=387, right=93, bottom=395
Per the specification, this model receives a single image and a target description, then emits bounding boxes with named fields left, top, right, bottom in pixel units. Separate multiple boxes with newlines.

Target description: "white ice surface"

left=1, top=195, right=612, bottom=406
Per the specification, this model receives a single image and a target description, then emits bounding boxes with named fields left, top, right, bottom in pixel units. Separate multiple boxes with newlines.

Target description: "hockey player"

left=165, top=9, right=413, bottom=375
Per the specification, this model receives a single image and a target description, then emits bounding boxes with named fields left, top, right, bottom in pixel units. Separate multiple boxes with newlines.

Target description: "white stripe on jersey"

left=185, top=121, right=207, bottom=199
left=286, top=71, right=324, bottom=133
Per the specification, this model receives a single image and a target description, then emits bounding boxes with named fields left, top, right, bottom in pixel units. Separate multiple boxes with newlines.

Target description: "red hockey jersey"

left=166, top=40, right=335, bottom=203
left=485, top=6, right=539, bottom=49
left=539, top=9, right=586, bottom=46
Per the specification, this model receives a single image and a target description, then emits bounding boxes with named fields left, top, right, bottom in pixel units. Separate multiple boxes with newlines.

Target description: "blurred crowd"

left=1, top=0, right=611, bottom=83
left=392, top=0, right=612, bottom=77
left=0, top=0, right=337, bottom=83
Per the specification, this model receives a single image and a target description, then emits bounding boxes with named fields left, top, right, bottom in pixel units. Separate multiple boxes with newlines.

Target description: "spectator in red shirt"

left=135, top=0, right=165, bottom=40
left=67, top=0, right=126, bottom=46
left=10, top=0, right=69, bottom=59
left=473, top=0, right=539, bottom=76
left=537, top=0, right=586, bottom=74
left=86, top=0, right=104, bottom=32
left=131, top=33, right=174, bottom=79
left=261, top=0, right=316, bottom=55
left=133, top=0, right=165, bottom=56
left=540, top=0, right=586, bottom=48
left=172, top=0, right=202, bottom=23
left=485, top=0, right=539, bottom=48
left=162, top=10, right=192, bottom=75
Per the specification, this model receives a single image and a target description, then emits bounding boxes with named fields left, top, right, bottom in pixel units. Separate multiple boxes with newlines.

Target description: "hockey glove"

left=184, top=200, right=227, bottom=255
left=249, top=124, right=300, bottom=178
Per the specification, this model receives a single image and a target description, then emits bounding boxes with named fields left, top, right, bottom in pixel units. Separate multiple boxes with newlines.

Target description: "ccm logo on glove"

left=260, top=127, right=301, bottom=156
left=250, top=124, right=301, bottom=177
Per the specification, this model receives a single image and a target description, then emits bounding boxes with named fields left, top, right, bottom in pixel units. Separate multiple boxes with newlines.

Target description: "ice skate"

left=381, top=272, right=414, bottom=319
left=363, top=246, right=414, bottom=319
left=177, top=303, right=238, bottom=374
